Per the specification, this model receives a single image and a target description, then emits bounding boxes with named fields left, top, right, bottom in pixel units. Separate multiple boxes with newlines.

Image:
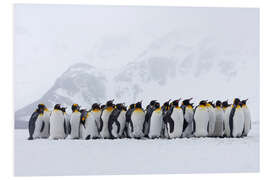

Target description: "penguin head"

left=241, top=99, right=248, bottom=106
left=71, top=104, right=80, bottom=112
left=115, top=103, right=124, bottom=110
left=92, top=103, right=101, bottom=110
left=135, top=101, right=143, bottom=109
left=199, top=100, right=207, bottom=106
left=163, top=99, right=171, bottom=107
left=222, top=100, right=230, bottom=108
left=106, top=99, right=114, bottom=107
left=154, top=102, right=160, bottom=109
left=208, top=101, right=215, bottom=108
left=216, top=100, right=222, bottom=107
left=233, top=98, right=241, bottom=106
left=182, top=98, right=192, bottom=106
left=54, top=104, right=61, bottom=110
left=129, top=104, right=135, bottom=109
left=101, top=104, right=105, bottom=109
left=150, top=100, right=157, bottom=106
left=172, top=99, right=181, bottom=107
left=61, top=107, right=67, bottom=113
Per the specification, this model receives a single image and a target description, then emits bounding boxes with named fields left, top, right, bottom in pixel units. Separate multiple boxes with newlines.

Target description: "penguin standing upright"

left=213, top=100, right=225, bottom=137
left=223, top=101, right=233, bottom=137
left=49, top=104, right=66, bottom=139
left=193, top=100, right=209, bottom=137
left=108, top=103, right=126, bottom=138
left=69, top=104, right=81, bottom=139
left=61, top=107, right=69, bottom=138
left=39, top=105, right=51, bottom=138
left=84, top=103, right=101, bottom=139
left=125, top=104, right=135, bottom=138
left=100, top=100, right=115, bottom=139
left=164, top=99, right=184, bottom=139
left=161, top=100, right=171, bottom=138
left=181, top=98, right=194, bottom=138
left=206, top=101, right=216, bottom=137
left=130, top=101, right=145, bottom=139
left=229, top=98, right=245, bottom=137
left=143, top=100, right=157, bottom=137
left=241, top=99, right=251, bottom=137
left=28, top=104, right=45, bottom=140
left=148, top=102, right=163, bottom=139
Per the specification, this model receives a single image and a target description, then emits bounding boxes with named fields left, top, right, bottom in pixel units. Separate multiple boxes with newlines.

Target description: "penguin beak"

left=188, top=97, right=193, bottom=101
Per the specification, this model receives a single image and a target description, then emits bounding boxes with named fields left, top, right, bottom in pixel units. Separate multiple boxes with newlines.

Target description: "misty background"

left=14, top=5, right=259, bottom=128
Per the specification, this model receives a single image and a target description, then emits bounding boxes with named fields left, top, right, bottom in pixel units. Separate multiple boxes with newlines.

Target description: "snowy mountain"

left=15, top=63, right=107, bottom=128
left=15, top=31, right=259, bottom=128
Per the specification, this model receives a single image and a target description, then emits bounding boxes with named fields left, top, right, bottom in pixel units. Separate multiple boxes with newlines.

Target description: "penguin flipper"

left=207, top=121, right=210, bottom=134
left=99, top=119, right=103, bottom=132
left=115, top=120, right=121, bottom=134
left=28, top=111, right=39, bottom=140
left=229, top=107, right=236, bottom=137
left=130, top=120, right=134, bottom=133
left=164, top=116, right=174, bottom=134
left=63, top=120, right=67, bottom=135
left=40, top=121, right=45, bottom=133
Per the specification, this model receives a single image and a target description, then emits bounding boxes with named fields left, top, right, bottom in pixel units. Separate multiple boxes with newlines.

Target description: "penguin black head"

left=199, top=100, right=207, bottom=106
left=115, top=103, right=124, bottom=110
left=182, top=98, right=193, bottom=106
left=101, top=104, right=105, bottom=109
left=61, top=107, right=67, bottom=113
left=172, top=99, right=181, bottom=107
left=54, top=104, right=61, bottom=110
left=92, top=103, right=101, bottom=110
left=163, top=99, right=171, bottom=107
left=129, top=104, right=135, bottom=109
left=216, top=100, right=222, bottom=107
left=135, top=101, right=143, bottom=109
left=123, top=105, right=127, bottom=111
left=80, top=109, right=86, bottom=113
left=150, top=100, right=157, bottom=106
left=233, top=98, right=241, bottom=106
left=38, top=104, right=45, bottom=110
left=106, top=99, right=114, bottom=107
left=208, top=101, right=215, bottom=108
left=71, top=104, right=80, bottom=112
left=222, top=100, right=230, bottom=108
left=154, top=102, right=160, bottom=109
left=241, top=99, right=248, bottom=106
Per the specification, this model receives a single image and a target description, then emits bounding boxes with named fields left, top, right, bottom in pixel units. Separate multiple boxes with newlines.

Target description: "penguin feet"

left=85, top=135, right=91, bottom=140
left=28, top=136, right=33, bottom=140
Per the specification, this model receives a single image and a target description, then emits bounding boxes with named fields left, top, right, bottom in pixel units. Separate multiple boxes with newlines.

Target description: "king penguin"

left=108, top=103, right=127, bottom=138
left=100, top=100, right=115, bottom=139
left=213, top=100, right=225, bottom=137
left=206, top=101, right=216, bottom=137
left=69, top=104, right=81, bottom=139
left=148, top=102, right=163, bottom=138
left=38, top=105, right=51, bottom=138
left=28, top=104, right=45, bottom=140
left=84, top=103, right=102, bottom=139
left=164, top=99, right=184, bottom=139
left=49, top=104, right=66, bottom=139
left=241, top=99, right=251, bottom=137
left=125, top=104, right=135, bottom=138
left=228, top=98, right=245, bottom=137
left=194, top=100, right=210, bottom=137
left=130, top=101, right=145, bottom=139
left=143, top=100, right=157, bottom=137
left=161, top=99, right=171, bottom=138
left=181, top=98, right=194, bottom=138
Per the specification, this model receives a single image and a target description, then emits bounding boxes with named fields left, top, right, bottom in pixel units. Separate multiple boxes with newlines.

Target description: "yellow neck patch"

left=92, top=109, right=100, bottom=112
left=216, top=106, right=221, bottom=110
left=175, top=106, right=181, bottom=109
left=155, top=107, right=161, bottom=112
left=187, top=105, right=193, bottom=109
left=106, top=106, right=114, bottom=112
left=199, top=105, right=206, bottom=108
left=134, top=108, right=143, bottom=112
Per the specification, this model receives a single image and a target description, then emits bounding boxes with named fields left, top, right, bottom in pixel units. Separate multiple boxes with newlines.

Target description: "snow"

left=14, top=122, right=259, bottom=176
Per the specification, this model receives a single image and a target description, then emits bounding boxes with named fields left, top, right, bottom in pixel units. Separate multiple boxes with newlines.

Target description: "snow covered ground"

left=14, top=122, right=259, bottom=176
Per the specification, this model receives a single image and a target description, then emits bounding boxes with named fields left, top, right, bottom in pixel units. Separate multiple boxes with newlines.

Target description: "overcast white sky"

left=14, top=5, right=259, bottom=110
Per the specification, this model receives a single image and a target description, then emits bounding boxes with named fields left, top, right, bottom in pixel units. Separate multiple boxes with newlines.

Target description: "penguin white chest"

left=232, top=108, right=245, bottom=137
left=100, top=109, right=113, bottom=138
left=131, top=109, right=145, bottom=138
left=242, top=107, right=251, bottom=136
left=84, top=112, right=100, bottom=139
left=49, top=110, right=65, bottom=139
left=168, top=108, right=184, bottom=138
left=70, top=112, right=81, bottom=139
left=194, top=107, right=209, bottom=137
left=149, top=110, right=163, bottom=138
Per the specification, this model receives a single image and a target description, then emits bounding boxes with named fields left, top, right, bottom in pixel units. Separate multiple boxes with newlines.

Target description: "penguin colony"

left=27, top=98, right=251, bottom=140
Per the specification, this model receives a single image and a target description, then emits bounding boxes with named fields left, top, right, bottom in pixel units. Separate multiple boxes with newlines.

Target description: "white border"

left=0, top=0, right=268, bottom=179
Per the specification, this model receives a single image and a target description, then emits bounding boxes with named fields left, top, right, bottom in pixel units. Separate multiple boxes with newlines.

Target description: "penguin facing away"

left=69, top=104, right=81, bottom=139
left=161, top=99, right=171, bottom=138
left=84, top=103, right=102, bottom=140
left=148, top=102, right=163, bottom=139
left=130, top=101, right=145, bottom=139
left=229, top=98, right=245, bottom=137
left=181, top=98, right=194, bottom=138
left=164, top=99, right=184, bottom=139
left=49, top=104, right=66, bottom=139
left=143, top=100, right=157, bottom=137
left=28, top=104, right=45, bottom=140
left=223, top=100, right=232, bottom=137
left=108, top=103, right=126, bottom=138
left=241, top=99, right=251, bottom=137
left=100, top=100, right=115, bottom=139
left=194, top=100, right=210, bottom=137
left=125, top=104, right=135, bottom=138
left=213, top=100, right=225, bottom=137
